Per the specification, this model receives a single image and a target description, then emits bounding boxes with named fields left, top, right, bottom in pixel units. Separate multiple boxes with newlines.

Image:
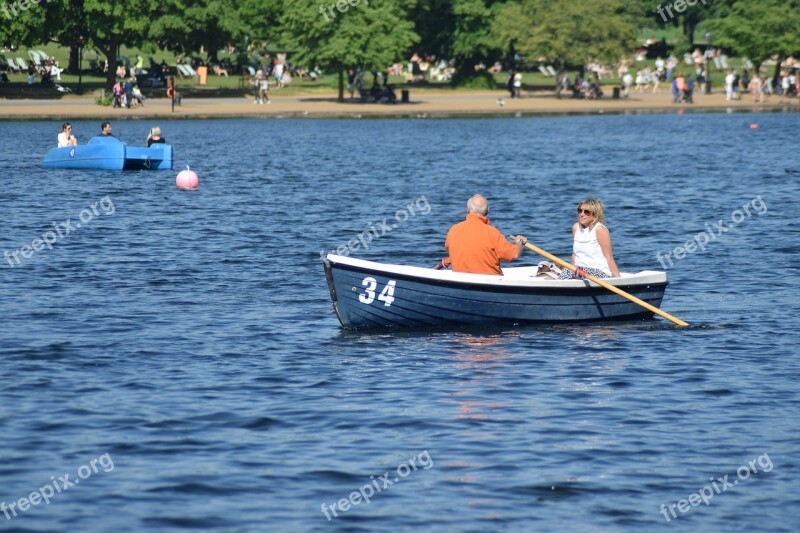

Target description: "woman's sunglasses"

left=577, top=208, right=594, bottom=216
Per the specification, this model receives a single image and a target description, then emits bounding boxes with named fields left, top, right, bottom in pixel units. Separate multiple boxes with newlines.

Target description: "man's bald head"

left=467, top=194, right=489, bottom=215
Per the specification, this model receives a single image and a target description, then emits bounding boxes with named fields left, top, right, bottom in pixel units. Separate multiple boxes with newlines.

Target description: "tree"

left=449, top=0, right=505, bottom=83
left=280, top=0, right=418, bottom=102
left=408, top=0, right=458, bottom=60
left=494, top=0, right=639, bottom=94
left=83, top=0, right=185, bottom=89
left=708, top=0, right=800, bottom=78
left=149, top=0, right=257, bottom=64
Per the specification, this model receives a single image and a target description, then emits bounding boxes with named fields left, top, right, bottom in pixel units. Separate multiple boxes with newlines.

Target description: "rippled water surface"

left=1, top=113, right=799, bottom=532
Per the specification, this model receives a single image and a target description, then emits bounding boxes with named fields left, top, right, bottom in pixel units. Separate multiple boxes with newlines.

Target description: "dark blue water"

left=1, top=113, right=799, bottom=532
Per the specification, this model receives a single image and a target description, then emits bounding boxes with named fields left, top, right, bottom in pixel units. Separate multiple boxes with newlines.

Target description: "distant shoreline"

left=1, top=91, right=797, bottom=120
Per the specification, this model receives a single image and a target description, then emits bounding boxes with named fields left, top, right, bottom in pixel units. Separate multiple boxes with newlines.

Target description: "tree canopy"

left=1, top=0, right=799, bottom=93
left=494, top=0, right=639, bottom=73
left=280, top=0, right=419, bottom=101
left=709, top=0, right=800, bottom=75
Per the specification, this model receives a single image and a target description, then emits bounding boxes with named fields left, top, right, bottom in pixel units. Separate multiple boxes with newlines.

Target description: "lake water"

left=1, top=112, right=799, bottom=532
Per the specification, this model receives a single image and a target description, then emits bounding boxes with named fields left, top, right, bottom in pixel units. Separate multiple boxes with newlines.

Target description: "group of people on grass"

left=57, top=122, right=166, bottom=148
left=441, top=194, right=619, bottom=280
left=112, top=78, right=146, bottom=108
left=345, top=69, right=398, bottom=103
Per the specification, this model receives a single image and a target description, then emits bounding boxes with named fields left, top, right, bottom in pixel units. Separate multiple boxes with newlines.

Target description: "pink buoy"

left=176, top=165, right=199, bottom=189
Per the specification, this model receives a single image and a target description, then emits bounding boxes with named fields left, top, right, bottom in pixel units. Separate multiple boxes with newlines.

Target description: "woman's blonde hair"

left=577, top=197, right=606, bottom=228
left=151, top=126, right=161, bottom=137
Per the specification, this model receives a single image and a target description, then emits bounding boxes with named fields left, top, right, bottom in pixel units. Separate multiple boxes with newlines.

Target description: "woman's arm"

left=596, top=225, right=621, bottom=277
left=570, top=223, right=578, bottom=265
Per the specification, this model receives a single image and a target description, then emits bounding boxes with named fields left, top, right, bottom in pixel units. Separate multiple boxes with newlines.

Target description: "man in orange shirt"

left=444, top=194, right=527, bottom=275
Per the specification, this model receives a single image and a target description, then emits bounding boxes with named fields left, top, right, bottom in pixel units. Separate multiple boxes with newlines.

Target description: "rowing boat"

left=322, top=254, right=669, bottom=329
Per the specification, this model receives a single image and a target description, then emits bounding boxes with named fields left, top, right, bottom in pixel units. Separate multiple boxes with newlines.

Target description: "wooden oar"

left=511, top=236, right=688, bottom=327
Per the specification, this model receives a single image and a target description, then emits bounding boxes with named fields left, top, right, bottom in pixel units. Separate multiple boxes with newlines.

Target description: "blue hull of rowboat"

left=42, top=136, right=173, bottom=170
left=323, top=254, right=670, bottom=329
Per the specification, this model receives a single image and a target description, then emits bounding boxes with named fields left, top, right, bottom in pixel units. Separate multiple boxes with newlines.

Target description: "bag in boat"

left=534, top=261, right=562, bottom=279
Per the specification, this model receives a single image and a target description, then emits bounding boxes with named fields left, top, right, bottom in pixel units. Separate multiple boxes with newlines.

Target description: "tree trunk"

left=683, top=19, right=696, bottom=46
left=103, top=40, right=119, bottom=91
left=773, top=58, right=783, bottom=85
left=555, top=61, right=566, bottom=99
left=68, top=44, right=79, bottom=74
left=338, top=66, right=344, bottom=103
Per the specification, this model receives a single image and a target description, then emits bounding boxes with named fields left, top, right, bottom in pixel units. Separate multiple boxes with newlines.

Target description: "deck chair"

left=183, top=64, right=198, bottom=78
left=29, top=51, right=42, bottom=67
left=743, top=58, right=754, bottom=69
left=713, top=57, right=722, bottom=70
left=16, top=57, right=29, bottom=71
left=546, top=65, right=557, bottom=77
left=720, top=56, right=729, bottom=69
left=175, top=64, right=190, bottom=78
left=538, top=65, right=551, bottom=77
left=6, top=57, right=19, bottom=72
left=684, top=53, right=693, bottom=65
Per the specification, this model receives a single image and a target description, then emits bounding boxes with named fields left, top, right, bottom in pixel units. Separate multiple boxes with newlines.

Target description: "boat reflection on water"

left=447, top=333, right=517, bottom=422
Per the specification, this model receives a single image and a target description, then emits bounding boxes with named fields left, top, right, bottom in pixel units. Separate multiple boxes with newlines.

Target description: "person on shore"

left=686, top=74, right=695, bottom=103
left=131, top=84, right=145, bottom=107
left=124, top=77, right=134, bottom=108
left=253, top=69, right=264, bottom=104
left=674, top=74, right=686, bottom=103
left=761, top=75, right=773, bottom=98
left=558, top=198, right=620, bottom=280
left=506, top=70, right=515, bottom=98
left=671, top=77, right=680, bottom=103
left=112, top=81, right=123, bottom=108
left=748, top=74, right=761, bottom=103
left=101, top=122, right=115, bottom=137
left=258, top=74, right=270, bottom=104
left=622, top=72, right=633, bottom=97
left=513, top=71, right=522, bottom=98
left=146, top=127, right=166, bottom=147
left=634, top=70, right=645, bottom=93
left=444, top=194, right=528, bottom=276
left=725, top=70, right=736, bottom=100
left=57, top=122, right=78, bottom=147
left=273, top=59, right=284, bottom=89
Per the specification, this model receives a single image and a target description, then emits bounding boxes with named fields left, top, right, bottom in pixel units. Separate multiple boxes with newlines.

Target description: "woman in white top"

left=559, top=197, right=621, bottom=279
left=57, top=122, right=78, bottom=147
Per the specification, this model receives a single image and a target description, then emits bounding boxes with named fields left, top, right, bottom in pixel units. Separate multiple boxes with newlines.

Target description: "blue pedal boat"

left=323, top=254, right=669, bottom=329
left=42, top=136, right=173, bottom=170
